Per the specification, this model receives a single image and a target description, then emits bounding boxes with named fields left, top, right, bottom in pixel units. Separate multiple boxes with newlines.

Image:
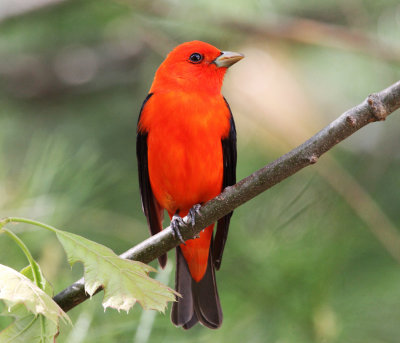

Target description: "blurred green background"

left=1, top=0, right=400, bottom=342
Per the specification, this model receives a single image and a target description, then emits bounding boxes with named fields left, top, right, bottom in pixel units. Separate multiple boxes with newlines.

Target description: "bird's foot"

left=188, top=203, right=202, bottom=227
left=171, top=214, right=186, bottom=245
left=187, top=204, right=202, bottom=238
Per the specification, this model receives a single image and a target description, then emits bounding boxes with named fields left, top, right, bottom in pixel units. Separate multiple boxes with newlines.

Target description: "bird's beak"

left=213, top=51, right=244, bottom=68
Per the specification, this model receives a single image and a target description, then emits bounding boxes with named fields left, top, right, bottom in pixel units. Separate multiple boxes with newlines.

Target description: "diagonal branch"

left=53, top=80, right=400, bottom=312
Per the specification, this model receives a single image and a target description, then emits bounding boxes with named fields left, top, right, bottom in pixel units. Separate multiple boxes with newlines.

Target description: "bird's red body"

left=140, top=91, right=230, bottom=280
left=137, top=41, right=242, bottom=329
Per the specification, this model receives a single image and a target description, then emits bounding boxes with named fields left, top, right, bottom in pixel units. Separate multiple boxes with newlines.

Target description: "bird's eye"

left=188, top=53, right=203, bottom=63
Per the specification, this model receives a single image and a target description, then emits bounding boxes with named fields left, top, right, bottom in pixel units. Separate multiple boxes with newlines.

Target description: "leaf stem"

left=1, top=228, right=41, bottom=288
left=0, top=217, right=59, bottom=233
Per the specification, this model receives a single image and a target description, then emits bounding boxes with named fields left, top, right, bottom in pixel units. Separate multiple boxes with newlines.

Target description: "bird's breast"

left=141, top=91, right=231, bottom=215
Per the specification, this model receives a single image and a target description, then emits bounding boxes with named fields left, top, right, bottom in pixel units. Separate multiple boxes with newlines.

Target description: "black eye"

left=189, top=53, right=203, bottom=63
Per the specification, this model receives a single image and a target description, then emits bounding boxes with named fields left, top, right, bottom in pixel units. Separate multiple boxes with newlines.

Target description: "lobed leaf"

left=55, top=230, right=178, bottom=312
left=0, top=264, right=69, bottom=325
left=0, top=305, right=58, bottom=343
left=0, top=264, right=70, bottom=342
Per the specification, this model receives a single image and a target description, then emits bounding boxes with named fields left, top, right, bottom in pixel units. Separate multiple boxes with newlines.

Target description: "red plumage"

left=137, top=41, right=242, bottom=329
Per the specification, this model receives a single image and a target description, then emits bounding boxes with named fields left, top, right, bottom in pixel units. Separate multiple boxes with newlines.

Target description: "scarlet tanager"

left=136, top=41, right=243, bottom=329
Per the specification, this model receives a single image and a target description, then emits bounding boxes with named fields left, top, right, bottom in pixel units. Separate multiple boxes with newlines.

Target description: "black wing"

left=213, top=97, right=237, bottom=270
left=136, top=93, right=166, bottom=267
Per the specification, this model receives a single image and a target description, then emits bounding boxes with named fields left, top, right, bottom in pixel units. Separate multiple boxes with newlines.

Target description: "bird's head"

left=150, top=41, right=244, bottom=94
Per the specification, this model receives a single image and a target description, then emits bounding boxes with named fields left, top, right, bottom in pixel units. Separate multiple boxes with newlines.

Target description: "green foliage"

left=0, top=226, right=69, bottom=342
left=0, top=263, right=68, bottom=323
left=56, top=230, right=177, bottom=312
left=0, top=218, right=177, bottom=341
left=0, top=304, right=59, bottom=343
left=0, top=265, right=63, bottom=343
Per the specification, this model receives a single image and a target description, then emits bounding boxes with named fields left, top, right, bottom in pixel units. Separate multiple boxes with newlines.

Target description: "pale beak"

left=213, top=51, right=244, bottom=68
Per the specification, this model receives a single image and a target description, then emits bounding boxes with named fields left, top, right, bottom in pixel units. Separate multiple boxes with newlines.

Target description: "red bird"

left=136, top=41, right=243, bottom=329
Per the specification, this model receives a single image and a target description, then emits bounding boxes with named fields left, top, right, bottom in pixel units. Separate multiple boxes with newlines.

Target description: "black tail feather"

left=191, top=247, right=222, bottom=329
left=171, top=244, right=222, bottom=329
left=182, top=313, right=198, bottom=330
left=171, top=247, right=194, bottom=326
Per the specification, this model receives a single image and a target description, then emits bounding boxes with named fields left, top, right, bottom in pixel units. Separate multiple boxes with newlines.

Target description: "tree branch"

left=53, top=80, right=400, bottom=312
left=0, top=0, right=65, bottom=23
left=223, top=16, right=400, bottom=64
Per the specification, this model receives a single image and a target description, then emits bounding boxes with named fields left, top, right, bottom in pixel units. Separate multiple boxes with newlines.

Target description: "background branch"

left=224, top=16, right=400, bottom=63
left=0, top=0, right=65, bottom=23
left=53, top=80, right=400, bottom=313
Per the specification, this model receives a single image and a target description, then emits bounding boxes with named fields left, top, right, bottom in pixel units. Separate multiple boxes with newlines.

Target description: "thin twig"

left=53, top=80, right=400, bottom=312
left=224, top=17, right=400, bottom=63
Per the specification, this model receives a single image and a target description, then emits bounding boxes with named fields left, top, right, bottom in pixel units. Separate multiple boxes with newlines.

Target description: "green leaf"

left=0, top=306, right=58, bottom=343
left=0, top=264, right=69, bottom=343
left=0, top=227, right=46, bottom=294
left=55, top=231, right=178, bottom=312
left=20, top=265, right=52, bottom=297
left=0, top=264, right=69, bottom=325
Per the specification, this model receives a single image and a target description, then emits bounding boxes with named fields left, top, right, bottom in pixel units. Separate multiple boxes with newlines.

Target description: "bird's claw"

left=171, top=214, right=186, bottom=245
left=188, top=204, right=202, bottom=227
